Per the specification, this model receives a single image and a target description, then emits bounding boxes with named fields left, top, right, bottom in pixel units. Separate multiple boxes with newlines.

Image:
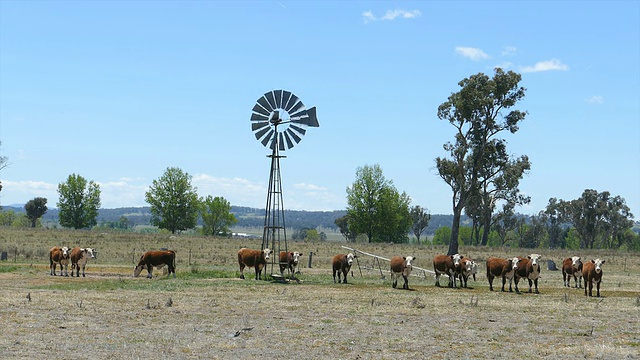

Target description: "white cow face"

left=133, top=265, right=144, bottom=277
left=405, top=256, right=415, bottom=268
left=346, top=253, right=356, bottom=266
left=291, top=251, right=303, bottom=265
left=263, top=249, right=272, bottom=260
left=61, top=246, right=70, bottom=256
left=451, top=254, right=463, bottom=267
left=81, top=248, right=96, bottom=259
left=462, top=259, right=473, bottom=273
left=470, top=261, right=479, bottom=275
left=571, top=256, right=582, bottom=267
left=528, top=254, right=542, bottom=266
left=511, top=257, right=522, bottom=270
left=592, top=258, right=605, bottom=273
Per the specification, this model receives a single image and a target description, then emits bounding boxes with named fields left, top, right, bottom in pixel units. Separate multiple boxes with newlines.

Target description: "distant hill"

left=1, top=205, right=459, bottom=235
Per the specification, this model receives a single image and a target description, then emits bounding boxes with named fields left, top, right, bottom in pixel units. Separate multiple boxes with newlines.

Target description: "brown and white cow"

left=70, top=247, right=96, bottom=277
left=332, top=253, right=356, bottom=284
left=582, top=258, right=605, bottom=297
left=390, top=256, right=415, bottom=290
left=134, top=250, right=176, bottom=278
left=433, top=254, right=463, bottom=288
left=486, top=257, right=515, bottom=292
left=49, top=246, right=70, bottom=276
left=512, top=254, right=542, bottom=294
left=458, top=257, right=476, bottom=288
left=237, top=248, right=272, bottom=280
left=279, top=251, right=303, bottom=277
left=562, top=256, right=583, bottom=288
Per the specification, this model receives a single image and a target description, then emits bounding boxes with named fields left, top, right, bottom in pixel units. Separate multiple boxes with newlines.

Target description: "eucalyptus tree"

left=410, top=205, right=431, bottom=245
left=57, top=174, right=101, bottom=229
left=346, top=164, right=411, bottom=243
left=200, top=195, right=237, bottom=236
left=25, top=197, right=48, bottom=228
left=145, top=167, right=200, bottom=234
left=436, top=68, right=527, bottom=255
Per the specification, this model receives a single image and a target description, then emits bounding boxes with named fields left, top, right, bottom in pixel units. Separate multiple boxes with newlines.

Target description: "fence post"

left=307, top=251, right=313, bottom=268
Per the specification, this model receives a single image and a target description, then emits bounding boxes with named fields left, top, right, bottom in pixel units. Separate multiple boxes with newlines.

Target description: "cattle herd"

left=48, top=245, right=608, bottom=297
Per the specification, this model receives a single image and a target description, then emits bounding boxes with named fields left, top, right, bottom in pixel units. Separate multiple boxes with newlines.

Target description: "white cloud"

left=521, top=59, right=569, bottom=73
left=293, top=183, right=327, bottom=191
left=363, top=9, right=421, bottom=23
left=455, top=46, right=490, bottom=61
left=586, top=95, right=604, bottom=104
left=501, top=46, right=517, bottom=56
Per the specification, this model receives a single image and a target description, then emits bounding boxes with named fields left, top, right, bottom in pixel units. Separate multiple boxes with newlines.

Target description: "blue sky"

left=1, top=1, right=638, bottom=217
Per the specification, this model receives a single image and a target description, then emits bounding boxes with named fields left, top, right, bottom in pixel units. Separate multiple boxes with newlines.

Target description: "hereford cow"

left=486, top=257, right=515, bottom=292
left=582, top=258, right=605, bottom=297
left=458, top=257, right=476, bottom=288
left=279, top=251, right=303, bottom=277
left=433, top=254, right=463, bottom=288
left=562, top=256, right=583, bottom=288
left=49, top=246, right=70, bottom=276
left=134, top=250, right=176, bottom=278
left=70, top=247, right=96, bottom=277
left=332, top=253, right=356, bottom=284
left=512, top=254, right=542, bottom=294
left=390, top=256, right=415, bottom=290
left=237, top=248, right=272, bottom=280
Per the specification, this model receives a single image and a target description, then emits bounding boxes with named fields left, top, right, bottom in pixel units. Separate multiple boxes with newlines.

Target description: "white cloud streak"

left=586, top=95, right=604, bottom=104
left=521, top=59, right=569, bottom=73
left=455, top=46, right=490, bottom=61
left=363, top=9, right=421, bottom=23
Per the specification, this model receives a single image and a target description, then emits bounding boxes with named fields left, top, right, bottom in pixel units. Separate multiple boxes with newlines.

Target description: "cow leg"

left=578, top=276, right=582, bottom=289
left=342, top=270, right=348, bottom=284
left=146, top=265, right=153, bottom=279
left=596, top=280, right=601, bottom=297
left=528, top=278, right=533, bottom=293
left=488, top=274, right=494, bottom=291
left=402, top=275, right=409, bottom=290
left=435, top=273, right=441, bottom=287
left=533, top=278, right=539, bottom=294
left=50, top=263, right=56, bottom=276
left=392, top=274, right=397, bottom=288
left=514, top=277, right=521, bottom=294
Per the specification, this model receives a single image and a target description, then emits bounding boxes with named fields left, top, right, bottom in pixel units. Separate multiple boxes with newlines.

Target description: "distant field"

left=1, top=228, right=639, bottom=359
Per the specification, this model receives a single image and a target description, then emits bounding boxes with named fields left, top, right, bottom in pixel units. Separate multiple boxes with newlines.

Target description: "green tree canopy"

left=335, top=214, right=356, bottom=242
left=436, top=68, right=527, bottom=255
left=145, top=167, right=200, bottom=234
left=24, top=197, right=48, bottom=228
left=57, top=174, right=101, bottom=229
left=410, top=205, right=431, bottom=244
left=200, top=195, right=237, bottom=236
left=346, top=164, right=412, bottom=243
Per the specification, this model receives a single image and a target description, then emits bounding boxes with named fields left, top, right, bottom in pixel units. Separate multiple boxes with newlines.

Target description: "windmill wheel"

left=250, top=90, right=319, bottom=150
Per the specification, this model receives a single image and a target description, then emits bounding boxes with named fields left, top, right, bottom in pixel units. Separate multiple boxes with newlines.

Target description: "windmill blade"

left=273, top=90, right=283, bottom=109
left=257, top=96, right=274, bottom=112
left=251, top=122, right=269, bottom=132
left=261, top=130, right=275, bottom=147
left=251, top=112, right=269, bottom=121
left=252, top=103, right=270, bottom=117
left=288, top=100, right=305, bottom=115
left=254, top=125, right=271, bottom=141
left=289, top=124, right=307, bottom=136
left=285, top=128, right=302, bottom=144
left=278, top=133, right=286, bottom=151
left=289, top=108, right=307, bottom=119
left=284, top=94, right=299, bottom=112
left=281, top=91, right=292, bottom=110
left=265, top=91, right=277, bottom=111
left=283, top=131, right=295, bottom=149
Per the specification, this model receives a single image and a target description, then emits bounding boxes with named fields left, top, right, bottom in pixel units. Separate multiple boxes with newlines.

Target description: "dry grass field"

left=1, top=228, right=639, bottom=359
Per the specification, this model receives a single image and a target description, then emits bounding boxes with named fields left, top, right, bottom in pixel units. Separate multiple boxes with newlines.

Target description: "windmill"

left=250, top=90, right=319, bottom=280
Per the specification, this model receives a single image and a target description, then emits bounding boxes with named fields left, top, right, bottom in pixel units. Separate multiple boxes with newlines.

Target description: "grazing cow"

left=70, top=247, right=96, bottom=277
left=237, top=248, right=272, bottom=280
left=486, top=257, right=515, bottom=292
left=134, top=250, right=176, bottom=278
left=512, top=254, right=542, bottom=294
left=433, top=254, right=463, bottom=288
left=562, top=256, right=583, bottom=288
left=583, top=258, right=606, bottom=297
left=49, top=246, right=70, bottom=276
left=390, top=256, right=415, bottom=290
left=458, top=257, right=476, bottom=288
left=332, top=253, right=357, bottom=284
left=279, top=251, right=303, bottom=277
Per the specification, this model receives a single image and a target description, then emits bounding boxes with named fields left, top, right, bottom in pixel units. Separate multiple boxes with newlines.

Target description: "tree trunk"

left=447, top=207, right=462, bottom=255
left=480, top=209, right=491, bottom=246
